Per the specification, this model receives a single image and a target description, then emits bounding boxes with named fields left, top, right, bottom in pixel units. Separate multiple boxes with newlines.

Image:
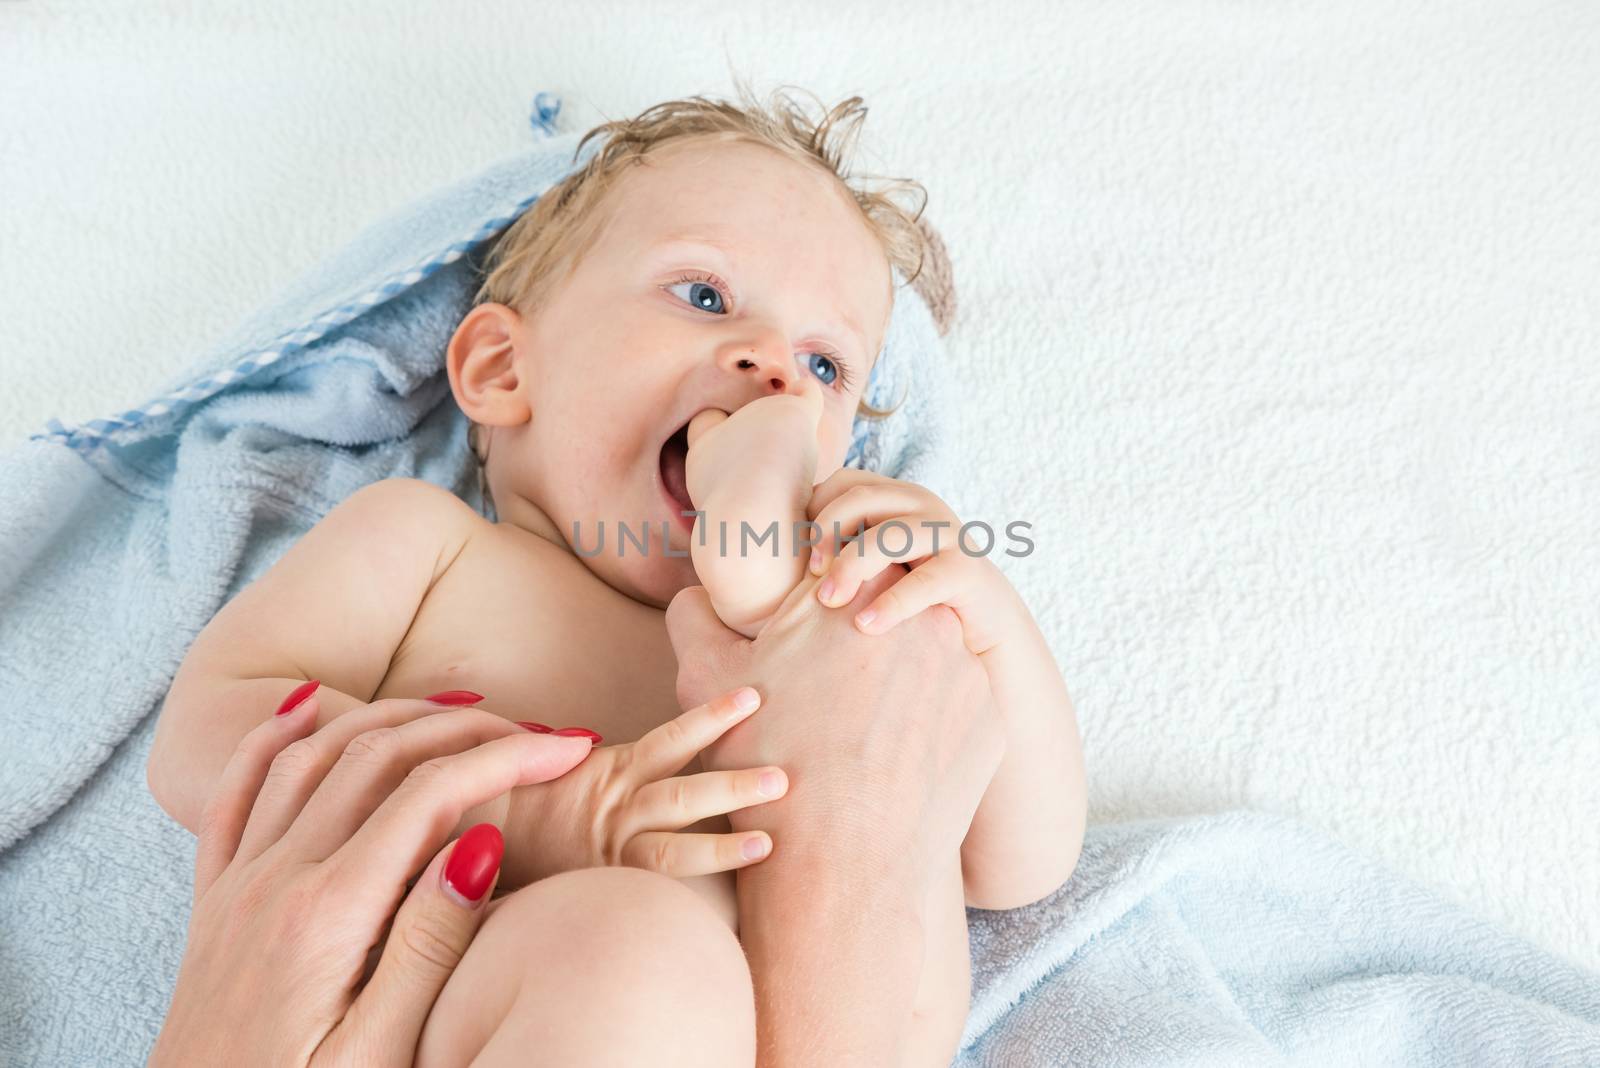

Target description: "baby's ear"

left=447, top=303, right=532, bottom=427
left=908, top=216, right=957, bottom=337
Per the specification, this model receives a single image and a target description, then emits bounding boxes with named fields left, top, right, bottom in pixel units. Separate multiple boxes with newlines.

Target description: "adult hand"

left=149, top=690, right=596, bottom=1067
left=667, top=566, right=1005, bottom=1066
left=665, top=564, right=1004, bottom=891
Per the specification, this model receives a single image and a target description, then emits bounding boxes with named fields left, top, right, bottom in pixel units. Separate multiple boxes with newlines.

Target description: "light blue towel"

left=0, top=92, right=947, bottom=1063
left=956, top=811, right=1600, bottom=1065
left=1, top=95, right=1596, bottom=1066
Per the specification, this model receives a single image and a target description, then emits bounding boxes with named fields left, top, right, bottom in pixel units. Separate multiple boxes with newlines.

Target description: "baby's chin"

left=581, top=550, right=700, bottom=611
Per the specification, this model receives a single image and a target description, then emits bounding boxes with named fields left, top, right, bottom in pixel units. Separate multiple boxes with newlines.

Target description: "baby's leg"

left=416, top=866, right=755, bottom=1067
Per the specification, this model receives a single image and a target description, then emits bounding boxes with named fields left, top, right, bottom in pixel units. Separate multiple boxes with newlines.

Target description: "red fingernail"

left=425, top=690, right=485, bottom=706
left=442, top=823, right=503, bottom=906
left=552, top=727, right=603, bottom=745
left=275, top=679, right=320, bottom=716
left=517, top=721, right=555, bottom=733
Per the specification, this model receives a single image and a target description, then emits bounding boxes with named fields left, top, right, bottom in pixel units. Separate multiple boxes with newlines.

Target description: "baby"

left=148, top=87, right=1087, bottom=1066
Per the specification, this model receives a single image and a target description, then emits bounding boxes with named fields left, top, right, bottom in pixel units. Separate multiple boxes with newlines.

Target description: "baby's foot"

left=685, top=389, right=824, bottom=635
left=685, top=389, right=822, bottom=525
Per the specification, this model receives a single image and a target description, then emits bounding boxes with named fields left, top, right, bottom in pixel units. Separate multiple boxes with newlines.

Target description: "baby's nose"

left=735, top=355, right=793, bottom=394
left=720, top=332, right=798, bottom=395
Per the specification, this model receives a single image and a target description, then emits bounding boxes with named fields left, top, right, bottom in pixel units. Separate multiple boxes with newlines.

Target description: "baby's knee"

left=419, top=867, right=753, bottom=1068
left=512, top=866, right=749, bottom=987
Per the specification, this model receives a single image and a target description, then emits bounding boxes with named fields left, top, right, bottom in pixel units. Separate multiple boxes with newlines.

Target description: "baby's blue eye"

left=666, top=274, right=846, bottom=388
left=669, top=280, right=726, bottom=314
left=807, top=352, right=839, bottom=386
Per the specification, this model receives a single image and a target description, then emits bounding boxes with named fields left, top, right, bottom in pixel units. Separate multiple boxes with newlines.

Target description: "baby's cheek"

left=813, top=417, right=854, bottom=482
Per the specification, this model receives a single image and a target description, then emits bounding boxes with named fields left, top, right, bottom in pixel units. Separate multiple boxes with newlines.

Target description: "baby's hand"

left=808, top=469, right=1022, bottom=655
left=499, top=687, right=788, bottom=888
left=685, top=387, right=824, bottom=517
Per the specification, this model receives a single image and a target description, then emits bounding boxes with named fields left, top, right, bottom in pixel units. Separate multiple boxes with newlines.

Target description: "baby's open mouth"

left=659, top=422, right=694, bottom=522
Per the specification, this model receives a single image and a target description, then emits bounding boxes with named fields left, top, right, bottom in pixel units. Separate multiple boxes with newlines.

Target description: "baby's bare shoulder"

left=359, top=475, right=481, bottom=528
left=178, top=477, right=482, bottom=700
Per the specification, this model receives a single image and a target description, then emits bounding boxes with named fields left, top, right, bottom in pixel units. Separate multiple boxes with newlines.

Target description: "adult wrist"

left=733, top=787, right=930, bottom=947
left=736, top=806, right=926, bottom=1067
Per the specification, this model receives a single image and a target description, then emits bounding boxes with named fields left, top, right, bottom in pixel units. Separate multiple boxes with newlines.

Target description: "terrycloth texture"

left=7, top=2, right=1599, bottom=979
left=4, top=18, right=1600, bottom=1062
left=953, top=812, right=1600, bottom=1066
left=0, top=113, right=944, bottom=855
left=4, top=102, right=1597, bottom=1067
left=0, top=97, right=953, bottom=1064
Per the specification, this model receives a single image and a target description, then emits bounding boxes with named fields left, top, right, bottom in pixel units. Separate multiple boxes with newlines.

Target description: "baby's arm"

left=809, top=471, right=1087, bottom=910
left=150, top=475, right=779, bottom=905
left=685, top=389, right=824, bottom=638
left=147, top=478, right=476, bottom=832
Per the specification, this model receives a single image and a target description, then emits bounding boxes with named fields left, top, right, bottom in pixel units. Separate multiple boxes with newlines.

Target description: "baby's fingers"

left=629, top=686, right=762, bottom=781
left=854, top=553, right=971, bottom=636
left=809, top=482, right=935, bottom=575
left=816, top=516, right=950, bottom=609
left=631, top=765, right=788, bottom=833
left=621, top=829, right=775, bottom=878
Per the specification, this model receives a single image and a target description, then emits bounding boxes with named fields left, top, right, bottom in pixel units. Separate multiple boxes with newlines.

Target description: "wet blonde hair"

left=466, top=82, right=930, bottom=481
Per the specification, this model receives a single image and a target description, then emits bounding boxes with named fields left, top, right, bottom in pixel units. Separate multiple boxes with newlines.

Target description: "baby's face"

left=479, top=136, right=893, bottom=607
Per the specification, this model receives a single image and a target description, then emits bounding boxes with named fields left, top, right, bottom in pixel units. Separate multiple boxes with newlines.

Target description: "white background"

left=3, top=1, right=1597, bottom=970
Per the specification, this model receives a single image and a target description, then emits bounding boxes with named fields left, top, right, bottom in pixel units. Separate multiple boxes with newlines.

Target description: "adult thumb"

left=323, top=824, right=502, bottom=1066
left=666, top=585, right=739, bottom=659
left=666, top=585, right=747, bottom=709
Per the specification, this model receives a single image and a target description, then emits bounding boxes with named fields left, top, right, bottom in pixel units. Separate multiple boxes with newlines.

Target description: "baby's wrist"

left=495, top=783, right=572, bottom=889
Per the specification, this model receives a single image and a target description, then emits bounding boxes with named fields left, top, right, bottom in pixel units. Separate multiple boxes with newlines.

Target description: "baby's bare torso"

left=370, top=517, right=741, bottom=929
left=371, top=514, right=971, bottom=1060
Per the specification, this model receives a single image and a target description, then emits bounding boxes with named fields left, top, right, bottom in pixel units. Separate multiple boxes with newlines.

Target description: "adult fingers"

left=629, top=765, right=788, bottom=839
left=621, top=828, right=774, bottom=879
left=276, top=709, right=548, bottom=864
left=626, top=686, right=763, bottom=782
left=234, top=695, right=458, bottom=862
left=319, top=824, right=504, bottom=1068
left=236, top=697, right=506, bottom=865
left=191, top=690, right=321, bottom=904
left=323, top=732, right=594, bottom=918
